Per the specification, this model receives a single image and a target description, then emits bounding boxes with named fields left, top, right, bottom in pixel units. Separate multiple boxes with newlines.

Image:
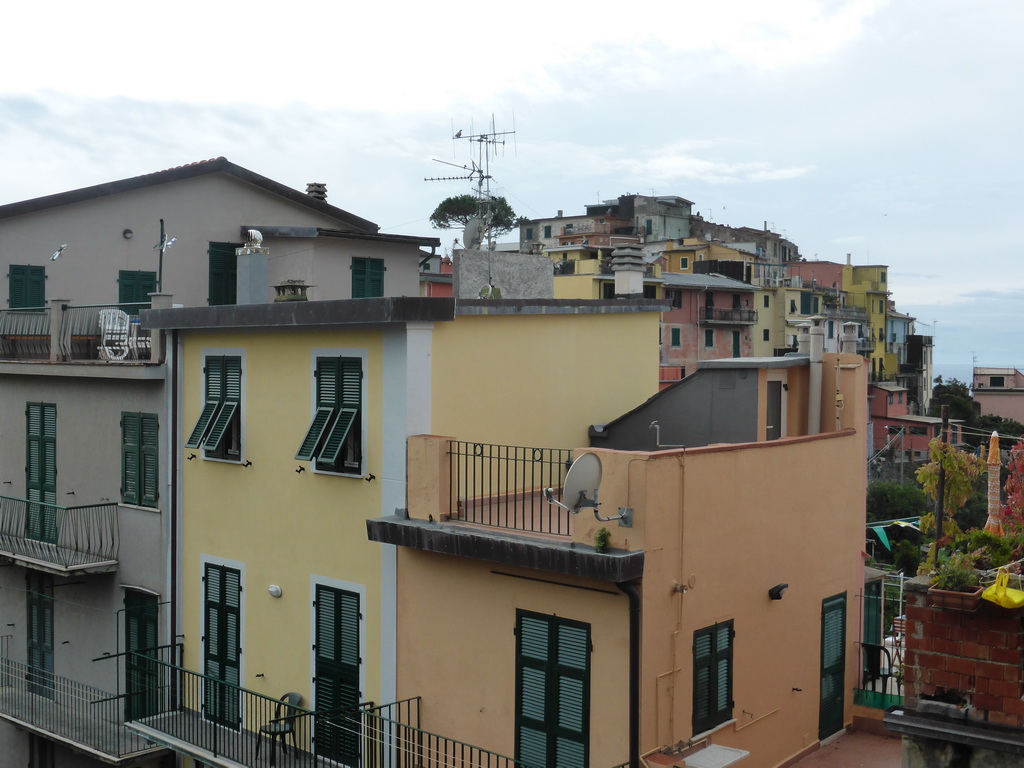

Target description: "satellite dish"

left=544, top=454, right=632, bottom=525
left=463, top=218, right=484, bottom=250
left=554, top=453, right=602, bottom=513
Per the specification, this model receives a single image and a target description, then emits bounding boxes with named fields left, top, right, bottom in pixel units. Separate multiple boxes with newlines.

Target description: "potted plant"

left=928, top=551, right=983, bottom=610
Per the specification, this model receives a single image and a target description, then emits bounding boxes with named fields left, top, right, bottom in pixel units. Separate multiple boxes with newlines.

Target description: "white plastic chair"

left=98, top=309, right=130, bottom=361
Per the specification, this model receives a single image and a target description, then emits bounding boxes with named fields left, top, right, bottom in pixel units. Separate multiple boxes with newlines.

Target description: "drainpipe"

left=617, top=580, right=641, bottom=768
left=808, top=315, right=824, bottom=435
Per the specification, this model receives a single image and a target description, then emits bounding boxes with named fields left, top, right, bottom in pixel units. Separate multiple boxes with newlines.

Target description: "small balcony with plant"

left=367, top=436, right=644, bottom=583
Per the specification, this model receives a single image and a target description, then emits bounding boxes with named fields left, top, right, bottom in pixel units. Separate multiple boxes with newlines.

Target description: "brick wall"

left=904, top=581, right=1024, bottom=727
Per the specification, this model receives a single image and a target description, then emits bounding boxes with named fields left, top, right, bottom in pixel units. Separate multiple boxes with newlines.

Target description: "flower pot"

left=927, top=585, right=984, bottom=611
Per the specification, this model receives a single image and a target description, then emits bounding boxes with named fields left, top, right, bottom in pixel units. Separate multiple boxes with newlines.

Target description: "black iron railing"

left=703, top=307, right=757, bottom=324
left=322, top=697, right=530, bottom=768
left=0, top=495, right=118, bottom=572
left=0, top=648, right=163, bottom=759
left=448, top=441, right=574, bottom=535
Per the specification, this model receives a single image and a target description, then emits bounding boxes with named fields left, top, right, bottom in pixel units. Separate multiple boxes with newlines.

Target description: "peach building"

left=370, top=327, right=868, bottom=768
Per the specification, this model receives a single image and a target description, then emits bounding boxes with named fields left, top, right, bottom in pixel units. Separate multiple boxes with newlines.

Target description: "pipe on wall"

left=617, top=580, right=642, bottom=768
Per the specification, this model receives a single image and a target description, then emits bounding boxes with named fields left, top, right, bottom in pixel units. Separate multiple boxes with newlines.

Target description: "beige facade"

left=378, top=350, right=868, bottom=767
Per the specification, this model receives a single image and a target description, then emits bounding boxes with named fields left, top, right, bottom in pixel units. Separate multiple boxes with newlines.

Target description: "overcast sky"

left=1, top=0, right=1019, bottom=381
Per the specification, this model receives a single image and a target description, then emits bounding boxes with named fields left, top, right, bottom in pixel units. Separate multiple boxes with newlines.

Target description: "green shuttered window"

left=9, top=265, right=45, bottom=309
left=122, top=412, right=158, bottom=506
left=693, top=619, right=734, bottom=734
left=351, top=257, right=384, bottom=298
left=208, top=242, right=239, bottom=306
left=26, top=403, right=57, bottom=543
left=296, top=357, right=362, bottom=474
left=314, top=585, right=361, bottom=763
left=118, top=270, right=157, bottom=309
left=125, top=590, right=160, bottom=720
left=516, top=610, right=590, bottom=768
left=203, top=563, right=241, bottom=728
left=186, top=356, right=242, bottom=460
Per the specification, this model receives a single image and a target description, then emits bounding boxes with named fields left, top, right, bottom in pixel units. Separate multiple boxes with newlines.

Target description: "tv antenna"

left=425, top=114, right=515, bottom=250
left=544, top=453, right=633, bottom=526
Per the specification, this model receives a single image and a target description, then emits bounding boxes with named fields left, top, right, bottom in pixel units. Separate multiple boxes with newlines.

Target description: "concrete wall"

left=430, top=309, right=661, bottom=449
left=453, top=249, right=554, bottom=299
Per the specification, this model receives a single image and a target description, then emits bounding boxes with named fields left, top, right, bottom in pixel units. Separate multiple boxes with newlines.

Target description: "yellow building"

left=373, top=329, right=869, bottom=767
left=842, top=263, right=890, bottom=378
left=134, top=296, right=664, bottom=766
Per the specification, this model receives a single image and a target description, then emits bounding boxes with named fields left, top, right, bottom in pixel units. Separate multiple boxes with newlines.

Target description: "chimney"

left=846, top=252, right=852, bottom=266
left=236, top=230, right=271, bottom=304
left=610, top=245, right=646, bottom=297
left=306, top=182, right=327, bottom=201
left=808, top=315, right=825, bottom=435
left=556, top=210, right=563, bottom=218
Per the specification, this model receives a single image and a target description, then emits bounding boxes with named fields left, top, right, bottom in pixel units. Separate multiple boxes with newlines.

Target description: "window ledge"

left=119, top=503, right=160, bottom=513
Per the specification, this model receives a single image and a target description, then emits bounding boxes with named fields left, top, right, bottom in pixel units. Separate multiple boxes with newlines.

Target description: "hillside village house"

left=0, top=158, right=437, bottom=767
left=370, top=321, right=868, bottom=768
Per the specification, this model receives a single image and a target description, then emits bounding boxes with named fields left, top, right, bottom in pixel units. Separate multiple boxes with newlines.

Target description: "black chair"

left=257, top=692, right=302, bottom=765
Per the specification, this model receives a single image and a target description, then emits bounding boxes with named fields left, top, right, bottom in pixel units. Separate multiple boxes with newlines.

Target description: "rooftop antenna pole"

left=426, top=115, right=515, bottom=250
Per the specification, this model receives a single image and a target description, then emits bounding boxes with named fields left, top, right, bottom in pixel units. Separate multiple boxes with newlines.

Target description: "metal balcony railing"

left=0, top=303, right=153, bottom=363
left=448, top=441, right=574, bottom=536
left=0, top=644, right=164, bottom=760
left=324, top=698, right=529, bottom=768
left=60, top=303, right=151, bottom=361
left=0, top=307, right=51, bottom=359
left=0, top=496, right=118, bottom=574
left=703, top=307, right=757, bottom=324
left=123, top=662, right=518, bottom=768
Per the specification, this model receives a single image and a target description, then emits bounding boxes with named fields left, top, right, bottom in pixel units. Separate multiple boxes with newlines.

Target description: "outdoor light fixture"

left=768, top=583, right=789, bottom=601
left=267, top=585, right=282, bottom=598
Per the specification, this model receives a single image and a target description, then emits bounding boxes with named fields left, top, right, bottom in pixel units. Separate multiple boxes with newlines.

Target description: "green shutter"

left=351, top=258, right=384, bottom=298
left=516, top=611, right=590, bottom=768
left=26, top=403, right=57, bottom=543
left=125, top=591, right=159, bottom=720
left=204, top=564, right=241, bottom=728
left=9, top=265, right=44, bottom=309
left=296, top=357, right=362, bottom=467
left=319, top=409, right=358, bottom=464
left=185, top=402, right=220, bottom=449
left=692, top=620, right=733, bottom=734
left=121, top=412, right=141, bottom=505
left=819, top=593, right=846, bottom=740
left=118, top=270, right=157, bottom=308
left=140, top=414, right=159, bottom=505
left=208, top=243, right=239, bottom=306
left=203, top=358, right=240, bottom=451
left=26, top=573, right=54, bottom=699
left=314, top=585, right=361, bottom=763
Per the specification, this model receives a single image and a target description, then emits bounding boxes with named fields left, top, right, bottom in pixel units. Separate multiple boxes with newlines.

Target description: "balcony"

left=0, top=639, right=167, bottom=765
left=122, top=660, right=522, bottom=768
left=0, top=496, right=118, bottom=575
left=367, top=436, right=645, bottom=583
left=0, top=302, right=155, bottom=363
left=703, top=307, right=757, bottom=325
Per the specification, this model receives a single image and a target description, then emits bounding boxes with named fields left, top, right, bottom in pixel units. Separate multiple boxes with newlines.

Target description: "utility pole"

left=933, top=404, right=949, bottom=559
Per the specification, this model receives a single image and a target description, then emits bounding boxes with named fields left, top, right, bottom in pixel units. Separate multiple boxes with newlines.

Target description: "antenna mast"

left=426, top=115, right=515, bottom=250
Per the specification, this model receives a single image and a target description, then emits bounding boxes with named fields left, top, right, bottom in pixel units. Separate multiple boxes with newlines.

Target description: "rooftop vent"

left=306, top=182, right=327, bottom=201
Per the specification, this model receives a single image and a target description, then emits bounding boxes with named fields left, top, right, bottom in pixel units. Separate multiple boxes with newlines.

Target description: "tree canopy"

left=429, top=194, right=519, bottom=237
left=929, top=378, right=976, bottom=423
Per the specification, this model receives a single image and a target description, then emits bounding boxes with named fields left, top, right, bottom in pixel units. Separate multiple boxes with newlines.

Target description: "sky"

left=1, top=0, right=1021, bottom=382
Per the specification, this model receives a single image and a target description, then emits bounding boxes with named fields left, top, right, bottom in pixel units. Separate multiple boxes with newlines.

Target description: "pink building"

left=870, top=383, right=961, bottom=462
left=661, top=273, right=757, bottom=381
